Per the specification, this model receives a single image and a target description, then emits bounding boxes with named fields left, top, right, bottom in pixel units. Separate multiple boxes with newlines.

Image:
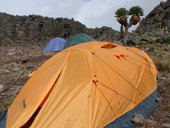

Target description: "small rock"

left=163, top=54, right=170, bottom=58
left=13, top=67, right=20, bottom=71
left=167, top=45, right=170, bottom=49
left=162, top=123, right=170, bottom=128
left=155, top=97, right=163, bottom=103
left=151, top=37, right=157, bottom=41
left=164, top=48, right=168, bottom=51
left=145, top=119, right=157, bottom=126
left=17, top=31, right=24, bottom=37
left=131, top=113, right=145, bottom=125
left=7, top=50, right=16, bottom=56
left=141, top=38, right=149, bottom=44
left=0, top=84, right=7, bottom=93
left=146, top=48, right=149, bottom=51
left=0, top=69, right=9, bottom=73
left=0, top=84, right=4, bottom=92
left=17, top=50, right=24, bottom=55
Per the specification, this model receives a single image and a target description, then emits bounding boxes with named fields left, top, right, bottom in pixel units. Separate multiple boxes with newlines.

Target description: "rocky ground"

left=0, top=41, right=54, bottom=111
left=0, top=40, right=169, bottom=128
left=135, top=42, right=170, bottom=128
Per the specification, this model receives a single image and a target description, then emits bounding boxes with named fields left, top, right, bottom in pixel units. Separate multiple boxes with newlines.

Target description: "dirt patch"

left=0, top=43, right=55, bottom=111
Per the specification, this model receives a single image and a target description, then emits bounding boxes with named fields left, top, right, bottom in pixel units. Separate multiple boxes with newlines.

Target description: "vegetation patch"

left=0, top=107, right=3, bottom=112
left=153, top=57, right=170, bottom=73
left=63, top=22, right=70, bottom=25
left=149, top=36, right=170, bottom=44
left=39, top=19, right=44, bottom=24
left=3, top=99, right=14, bottom=106
left=16, top=41, right=25, bottom=44
left=157, top=36, right=170, bottom=44
left=148, top=46, right=155, bottom=52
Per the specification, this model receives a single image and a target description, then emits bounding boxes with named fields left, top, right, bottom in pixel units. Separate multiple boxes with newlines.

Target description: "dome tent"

left=64, top=33, right=94, bottom=49
left=43, top=37, right=66, bottom=52
left=6, top=41, right=160, bottom=128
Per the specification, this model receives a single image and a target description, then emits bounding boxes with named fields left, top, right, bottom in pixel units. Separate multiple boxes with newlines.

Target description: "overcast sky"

left=0, top=0, right=167, bottom=31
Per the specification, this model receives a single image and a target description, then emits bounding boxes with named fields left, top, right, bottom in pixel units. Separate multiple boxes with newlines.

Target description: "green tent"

left=64, top=33, right=94, bottom=49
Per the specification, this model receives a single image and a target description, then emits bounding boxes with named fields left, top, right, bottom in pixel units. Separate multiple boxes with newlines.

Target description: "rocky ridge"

left=136, top=0, right=170, bottom=37
left=0, top=13, right=120, bottom=45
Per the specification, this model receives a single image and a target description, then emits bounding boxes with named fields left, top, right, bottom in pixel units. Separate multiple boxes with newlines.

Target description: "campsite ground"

left=0, top=41, right=169, bottom=128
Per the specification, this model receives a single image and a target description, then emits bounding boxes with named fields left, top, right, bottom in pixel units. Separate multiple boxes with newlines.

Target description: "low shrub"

left=161, top=36, right=170, bottom=44
left=149, top=36, right=170, bottom=44
left=153, top=57, right=170, bottom=73
left=0, top=107, right=3, bottom=112
left=148, top=46, right=154, bottom=52
left=3, top=99, right=14, bottom=106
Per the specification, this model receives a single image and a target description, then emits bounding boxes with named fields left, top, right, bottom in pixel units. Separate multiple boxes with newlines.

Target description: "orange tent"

left=6, top=41, right=160, bottom=128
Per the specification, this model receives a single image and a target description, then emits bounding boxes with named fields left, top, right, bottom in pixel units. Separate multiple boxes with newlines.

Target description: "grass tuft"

left=153, top=57, right=170, bottom=73
left=3, top=99, right=14, bottom=106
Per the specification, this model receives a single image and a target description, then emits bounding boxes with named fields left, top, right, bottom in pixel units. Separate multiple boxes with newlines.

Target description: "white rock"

left=0, top=69, right=9, bottom=73
left=17, top=50, right=24, bottom=55
left=162, top=123, right=170, bottom=128
left=131, top=113, right=145, bottom=125
left=146, top=119, right=157, bottom=126
left=0, top=84, right=4, bottom=93
left=7, top=50, right=16, bottom=56
left=13, top=67, right=20, bottom=71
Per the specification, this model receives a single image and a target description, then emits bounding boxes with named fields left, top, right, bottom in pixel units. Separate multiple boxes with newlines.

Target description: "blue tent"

left=43, top=37, right=66, bottom=52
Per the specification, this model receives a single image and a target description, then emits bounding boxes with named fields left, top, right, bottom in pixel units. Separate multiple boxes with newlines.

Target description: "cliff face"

left=1, top=1, right=170, bottom=44
left=0, top=13, right=120, bottom=44
left=0, top=13, right=86, bottom=43
left=138, top=0, right=170, bottom=37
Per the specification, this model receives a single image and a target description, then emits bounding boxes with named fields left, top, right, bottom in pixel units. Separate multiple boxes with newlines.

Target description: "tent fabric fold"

left=6, top=49, right=71, bottom=128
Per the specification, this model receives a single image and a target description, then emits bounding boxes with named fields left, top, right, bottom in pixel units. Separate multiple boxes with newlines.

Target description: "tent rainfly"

left=64, top=33, right=94, bottom=49
left=6, top=41, right=160, bottom=128
left=43, top=37, right=66, bottom=52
